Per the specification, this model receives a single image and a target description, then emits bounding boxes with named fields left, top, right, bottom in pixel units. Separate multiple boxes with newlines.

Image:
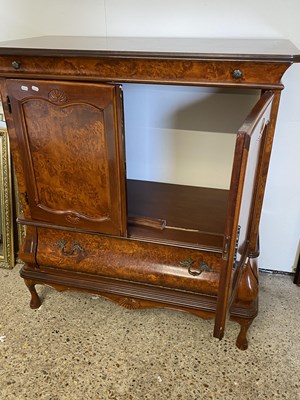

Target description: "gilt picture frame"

left=0, top=125, right=14, bottom=268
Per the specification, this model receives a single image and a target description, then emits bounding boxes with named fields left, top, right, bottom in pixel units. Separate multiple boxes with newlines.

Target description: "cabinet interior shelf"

left=127, top=179, right=228, bottom=250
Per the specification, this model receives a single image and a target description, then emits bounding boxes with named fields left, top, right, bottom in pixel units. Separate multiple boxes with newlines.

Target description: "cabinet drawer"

left=0, top=55, right=288, bottom=87
left=35, top=228, right=223, bottom=296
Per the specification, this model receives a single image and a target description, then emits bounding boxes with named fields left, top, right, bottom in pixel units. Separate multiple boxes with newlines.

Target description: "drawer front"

left=0, top=55, right=289, bottom=87
left=35, top=228, right=223, bottom=295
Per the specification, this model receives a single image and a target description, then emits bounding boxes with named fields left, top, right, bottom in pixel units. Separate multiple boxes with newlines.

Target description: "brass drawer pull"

left=54, top=239, right=85, bottom=256
left=12, top=60, right=21, bottom=70
left=232, top=69, right=243, bottom=79
left=179, top=258, right=212, bottom=276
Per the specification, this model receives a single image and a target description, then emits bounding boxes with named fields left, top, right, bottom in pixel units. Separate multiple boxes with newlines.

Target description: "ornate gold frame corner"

left=0, top=127, right=15, bottom=268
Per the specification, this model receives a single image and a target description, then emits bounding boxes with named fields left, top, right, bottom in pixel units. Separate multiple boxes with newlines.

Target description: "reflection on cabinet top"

left=0, top=36, right=299, bottom=61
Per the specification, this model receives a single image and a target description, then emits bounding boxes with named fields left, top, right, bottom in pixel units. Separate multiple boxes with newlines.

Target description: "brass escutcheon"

left=180, top=257, right=212, bottom=276
left=54, top=239, right=85, bottom=256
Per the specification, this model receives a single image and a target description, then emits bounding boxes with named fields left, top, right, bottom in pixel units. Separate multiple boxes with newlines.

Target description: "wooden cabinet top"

left=0, top=36, right=299, bottom=62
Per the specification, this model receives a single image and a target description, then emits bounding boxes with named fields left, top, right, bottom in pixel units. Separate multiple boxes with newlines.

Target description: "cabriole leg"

left=24, top=279, right=41, bottom=309
left=230, top=258, right=258, bottom=350
left=232, top=317, right=253, bottom=350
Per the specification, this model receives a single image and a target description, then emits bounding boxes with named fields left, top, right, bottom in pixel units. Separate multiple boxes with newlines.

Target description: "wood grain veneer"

left=0, top=36, right=299, bottom=350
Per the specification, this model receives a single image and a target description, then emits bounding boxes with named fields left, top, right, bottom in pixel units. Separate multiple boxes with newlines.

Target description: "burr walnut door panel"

left=6, top=79, right=126, bottom=236
left=213, top=90, right=274, bottom=339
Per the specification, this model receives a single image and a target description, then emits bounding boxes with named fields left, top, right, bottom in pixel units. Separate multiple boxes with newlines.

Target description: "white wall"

left=1, top=0, right=300, bottom=272
left=123, top=85, right=260, bottom=189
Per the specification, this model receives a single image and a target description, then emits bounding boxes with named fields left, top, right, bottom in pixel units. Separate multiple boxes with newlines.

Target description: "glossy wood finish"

left=214, top=91, right=274, bottom=339
left=20, top=264, right=217, bottom=319
left=0, top=55, right=290, bottom=88
left=6, top=79, right=126, bottom=236
left=0, top=36, right=299, bottom=349
left=0, top=37, right=297, bottom=90
left=0, top=36, right=299, bottom=61
left=248, top=90, right=282, bottom=255
left=230, top=258, right=259, bottom=350
left=127, top=179, right=227, bottom=249
left=33, top=227, right=222, bottom=294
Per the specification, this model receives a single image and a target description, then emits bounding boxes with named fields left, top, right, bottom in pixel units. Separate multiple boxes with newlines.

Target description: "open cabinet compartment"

left=124, top=84, right=269, bottom=254
left=122, top=86, right=275, bottom=338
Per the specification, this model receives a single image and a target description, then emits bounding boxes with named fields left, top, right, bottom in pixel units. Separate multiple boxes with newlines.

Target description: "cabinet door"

left=213, top=91, right=274, bottom=339
left=6, top=79, right=126, bottom=236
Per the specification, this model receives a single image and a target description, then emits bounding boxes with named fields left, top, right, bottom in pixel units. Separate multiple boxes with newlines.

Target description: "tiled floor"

left=0, top=265, right=299, bottom=400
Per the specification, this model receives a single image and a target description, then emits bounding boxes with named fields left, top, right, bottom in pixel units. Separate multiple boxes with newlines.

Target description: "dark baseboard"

left=259, top=268, right=294, bottom=276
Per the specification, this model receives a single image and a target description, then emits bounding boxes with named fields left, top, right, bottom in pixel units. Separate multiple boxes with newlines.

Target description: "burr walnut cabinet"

left=0, top=36, right=299, bottom=349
